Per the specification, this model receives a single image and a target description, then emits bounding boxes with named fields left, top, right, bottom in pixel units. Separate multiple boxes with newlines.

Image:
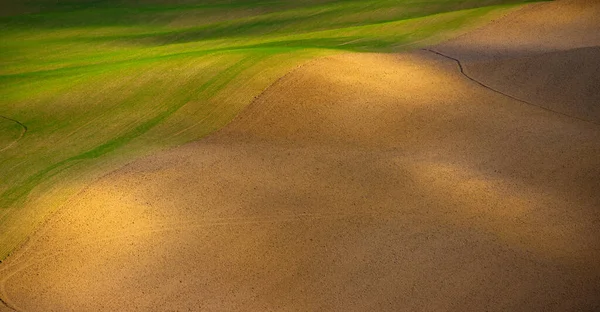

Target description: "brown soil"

left=435, top=0, right=600, bottom=124
left=1, top=0, right=599, bottom=311
left=464, top=47, right=600, bottom=123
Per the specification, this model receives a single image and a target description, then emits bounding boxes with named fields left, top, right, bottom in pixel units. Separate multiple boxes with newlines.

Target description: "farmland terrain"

left=2, top=0, right=600, bottom=311
left=0, top=0, right=529, bottom=260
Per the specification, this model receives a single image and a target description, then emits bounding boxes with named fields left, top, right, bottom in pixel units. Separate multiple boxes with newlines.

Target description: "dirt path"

left=1, top=1, right=599, bottom=311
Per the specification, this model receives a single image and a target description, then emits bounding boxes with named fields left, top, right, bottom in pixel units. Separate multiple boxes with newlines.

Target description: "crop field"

left=2, top=0, right=600, bottom=310
left=0, top=0, right=532, bottom=260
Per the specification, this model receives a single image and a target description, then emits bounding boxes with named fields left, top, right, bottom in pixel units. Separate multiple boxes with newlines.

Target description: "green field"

left=0, top=0, right=537, bottom=259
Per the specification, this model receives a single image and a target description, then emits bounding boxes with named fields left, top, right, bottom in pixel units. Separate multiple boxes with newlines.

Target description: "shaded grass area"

left=0, top=0, right=537, bottom=259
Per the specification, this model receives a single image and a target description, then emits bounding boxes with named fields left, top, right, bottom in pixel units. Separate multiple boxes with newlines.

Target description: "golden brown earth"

left=1, top=0, right=599, bottom=311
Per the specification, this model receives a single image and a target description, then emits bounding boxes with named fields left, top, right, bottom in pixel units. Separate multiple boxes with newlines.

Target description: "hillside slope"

left=0, top=0, right=526, bottom=261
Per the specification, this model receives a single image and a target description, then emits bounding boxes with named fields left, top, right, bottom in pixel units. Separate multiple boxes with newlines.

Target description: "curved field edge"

left=0, top=117, right=26, bottom=153
left=0, top=3, right=530, bottom=260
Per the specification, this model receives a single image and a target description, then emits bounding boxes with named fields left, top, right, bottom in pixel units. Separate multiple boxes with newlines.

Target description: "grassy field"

left=0, top=0, right=537, bottom=260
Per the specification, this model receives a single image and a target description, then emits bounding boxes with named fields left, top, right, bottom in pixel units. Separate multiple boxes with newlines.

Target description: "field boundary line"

left=423, top=48, right=600, bottom=127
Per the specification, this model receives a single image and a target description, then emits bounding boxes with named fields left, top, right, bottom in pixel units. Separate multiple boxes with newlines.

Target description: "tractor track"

left=0, top=116, right=27, bottom=153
